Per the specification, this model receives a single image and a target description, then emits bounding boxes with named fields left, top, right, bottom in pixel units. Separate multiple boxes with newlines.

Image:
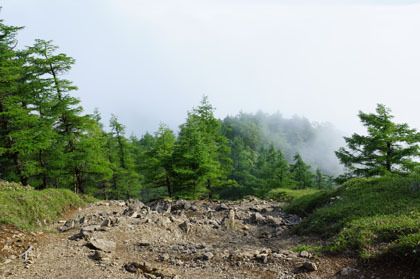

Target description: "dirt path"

left=0, top=198, right=407, bottom=279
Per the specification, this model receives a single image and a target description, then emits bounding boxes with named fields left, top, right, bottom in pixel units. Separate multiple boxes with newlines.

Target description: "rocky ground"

left=0, top=198, right=416, bottom=279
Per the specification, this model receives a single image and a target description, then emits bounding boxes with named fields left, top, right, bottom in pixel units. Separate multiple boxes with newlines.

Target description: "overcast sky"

left=3, top=0, right=420, bottom=136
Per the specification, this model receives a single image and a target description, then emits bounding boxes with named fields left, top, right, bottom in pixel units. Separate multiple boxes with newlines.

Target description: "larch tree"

left=172, top=96, right=231, bottom=199
left=290, top=153, right=313, bottom=189
left=143, top=123, right=176, bottom=197
left=108, top=115, right=141, bottom=199
left=336, top=104, right=420, bottom=178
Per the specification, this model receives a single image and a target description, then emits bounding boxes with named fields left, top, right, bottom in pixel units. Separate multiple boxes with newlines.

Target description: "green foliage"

left=0, top=182, right=88, bottom=230
left=265, top=188, right=320, bottom=203
left=336, top=104, right=420, bottom=179
left=107, top=115, right=141, bottom=199
left=171, top=96, right=232, bottom=199
left=142, top=123, right=176, bottom=197
left=286, top=175, right=420, bottom=260
left=284, top=189, right=333, bottom=216
left=290, top=153, right=314, bottom=189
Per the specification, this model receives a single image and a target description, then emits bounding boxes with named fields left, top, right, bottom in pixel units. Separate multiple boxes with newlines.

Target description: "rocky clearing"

left=0, top=198, right=415, bottom=279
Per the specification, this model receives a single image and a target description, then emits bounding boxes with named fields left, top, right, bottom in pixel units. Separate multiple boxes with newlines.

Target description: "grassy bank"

left=285, top=175, right=420, bottom=260
left=0, top=180, right=93, bottom=230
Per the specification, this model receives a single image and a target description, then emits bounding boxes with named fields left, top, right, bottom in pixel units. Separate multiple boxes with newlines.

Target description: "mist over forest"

left=221, top=112, right=344, bottom=176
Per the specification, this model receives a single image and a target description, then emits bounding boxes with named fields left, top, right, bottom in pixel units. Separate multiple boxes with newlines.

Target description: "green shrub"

left=284, top=189, right=333, bottom=216
left=265, top=188, right=321, bottom=203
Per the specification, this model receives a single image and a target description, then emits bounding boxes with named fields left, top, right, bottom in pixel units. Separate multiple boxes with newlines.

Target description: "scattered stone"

left=125, top=262, right=142, bottom=273
left=82, top=225, right=99, bottom=233
left=340, top=267, right=360, bottom=276
left=256, top=254, right=268, bottom=264
left=79, top=216, right=86, bottom=225
left=224, top=209, right=236, bottom=230
left=216, top=203, right=229, bottom=211
left=303, top=261, right=318, bottom=272
left=171, top=200, right=191, bottom=211
left=203, top=252, right=214, bottom=261
left=138, top=242, right=151, bottom=247
left=265, top=215, right=283, bottom=226
left=156, top=216, right=171, bottom=227
left=159, top=253, right=170, bottom=261
left=272, top=253, right=284, bottom=259
left=101, top=218, right=112, bottom=227
left=124, top=199, right=146, bottom=217
left=179, top=221, right=191, bottom=234
left=92, top=250, right=107, bottom=261
left=285, top=214, right=302, bottom=226
left=183, top=201, right=192, bottom=210
left=251, top=212, right=265, bottom=224
left=59, top=219, right=76, bottom=232
left=299, top=250, right=310, bottom=258
left=139, top=261, right=155, bottom=273
left=88, top=238, right=116, bottom=252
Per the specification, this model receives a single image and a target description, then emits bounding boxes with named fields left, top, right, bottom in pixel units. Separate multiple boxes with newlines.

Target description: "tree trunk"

left=207, top=179, right=212, bottom=199
left=116, top=132, right=126, bottom=169
left=166, top=175, right=172, bottom=197
left=13, top=152, right=28, bottom=186
left=39, top=150, right=47, bottom=189
left=386, top=142, right=392, bottom=172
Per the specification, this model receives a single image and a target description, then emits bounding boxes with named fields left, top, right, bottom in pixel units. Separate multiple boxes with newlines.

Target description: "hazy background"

left=2, top=0, right=420, bottom=137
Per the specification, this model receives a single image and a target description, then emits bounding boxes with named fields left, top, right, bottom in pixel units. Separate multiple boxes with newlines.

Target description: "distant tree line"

left=0, top=20, right=334, bottom=200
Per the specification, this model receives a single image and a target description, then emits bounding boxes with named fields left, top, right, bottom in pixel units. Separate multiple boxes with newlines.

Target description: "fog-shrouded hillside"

left=222, top=112, right=345, bottom=176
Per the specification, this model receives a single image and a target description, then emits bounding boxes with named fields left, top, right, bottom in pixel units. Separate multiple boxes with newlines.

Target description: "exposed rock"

left=124, top=262, right=142, bottom=273
left=224, top=210, right=236, bottom=230
left=182, top=201, right=192, bottom=210
left=158, top=253, right=170, bottom=261
left=156, top=216, right=171, bottom=227
left=124, top=199, right=147, bottom=217
left=303, top=261, right=318, bottom=272
left=256, top=253, right=268, bottom=264
left=91, top=250, right=110, bottom=262
left=299, top=250, right=310, bottom=258
left=59, top=219, right=76, bottom=232
left=265, top=215, right=283, bottom=226
left=215, top=203, right=229, bottom=211
left=79, top=216, right=87, bottom=225
left=285, top=214, right=302, bottom=226
left=129, top=211, right=138, bottom=218
left=88, top=238, right=116, bottom=252
left=171, top=200, right=191, bottom=211
left=340, top=267, right=360, bottom=276
left=251, top=212, right=265, bottom=224
left=100, top=218, right=113, bottom=227
left=179, top=221, right=191, bottom=234
left=203, top=252, right=214, bottom=261
left=82, top=225, right=100, bottom=233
